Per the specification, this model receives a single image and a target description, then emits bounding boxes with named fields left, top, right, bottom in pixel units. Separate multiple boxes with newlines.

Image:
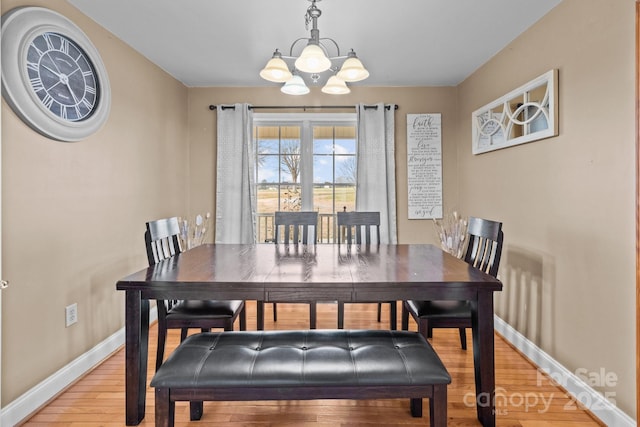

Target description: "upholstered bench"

left=151, top=329, right=451, bottom=427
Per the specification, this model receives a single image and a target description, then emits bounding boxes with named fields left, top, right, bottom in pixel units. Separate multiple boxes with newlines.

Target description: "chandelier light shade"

left=281, top=75, right=310, bottom=95
left=294, top=44, right=332, bottom=73
left=259, top=50, right=293, bottom=82
left=321, top=76, right=350, bottom=94
left=259, top=0, right=369, bottom=95
left=336, top=50, right=370, bottom=82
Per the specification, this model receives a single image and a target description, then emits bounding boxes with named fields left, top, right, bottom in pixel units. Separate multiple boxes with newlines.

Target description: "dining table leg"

left=472, top=290, right=496, bottom=427
left=125, top=290, right=149, bottom=425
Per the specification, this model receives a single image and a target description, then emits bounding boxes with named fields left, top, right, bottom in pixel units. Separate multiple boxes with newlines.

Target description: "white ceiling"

left=66, top=0, right=562, bottom=88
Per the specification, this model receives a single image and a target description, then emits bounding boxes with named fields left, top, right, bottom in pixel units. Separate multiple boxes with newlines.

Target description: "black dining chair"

left=257, top=211, right=318, bottom=330
left=401, top=216, right=503, bottom=349
left=145, top=217, right=246, bottom=371
left=336, top=211, right=397, bottom=330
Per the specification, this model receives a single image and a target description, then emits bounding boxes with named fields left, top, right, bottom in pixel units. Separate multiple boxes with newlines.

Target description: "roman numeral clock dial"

left=1, top=7, right=111, bottom=142
left=27, top=33, right=98, bottom=121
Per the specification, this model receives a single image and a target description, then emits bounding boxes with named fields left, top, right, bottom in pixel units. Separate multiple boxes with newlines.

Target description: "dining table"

left=116, top=243, right=502, bottom=426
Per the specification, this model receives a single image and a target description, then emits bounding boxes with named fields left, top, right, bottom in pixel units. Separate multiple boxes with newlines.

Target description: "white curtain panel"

left=356, top=103, right=398, bottom=244
left=215, top=103, right=256, bottom=243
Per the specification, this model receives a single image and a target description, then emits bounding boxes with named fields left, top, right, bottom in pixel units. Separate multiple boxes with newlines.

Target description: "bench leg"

left=410, top=398, right=422, bottom=417
left=155, top=388, right=174, bottom=427
left=429, top=384, right=448, bottom=427
left=190, top=401, right=203, bottom=421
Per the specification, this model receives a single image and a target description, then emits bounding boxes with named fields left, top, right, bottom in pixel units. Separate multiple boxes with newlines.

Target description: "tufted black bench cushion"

left=151, top=329, right=451, bottom=427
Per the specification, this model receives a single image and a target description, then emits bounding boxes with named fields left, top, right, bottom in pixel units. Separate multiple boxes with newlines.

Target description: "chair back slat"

left=463, top=216, right=503, bottom=278
left=145, top=217, right=183, bottom=266
left=274, top=211, right=318, bottom=245
left=336, top=211, right=381, bottom=244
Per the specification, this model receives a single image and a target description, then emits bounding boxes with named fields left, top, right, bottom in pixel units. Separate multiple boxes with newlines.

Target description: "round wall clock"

left=1, top=7, right=111, bottom=142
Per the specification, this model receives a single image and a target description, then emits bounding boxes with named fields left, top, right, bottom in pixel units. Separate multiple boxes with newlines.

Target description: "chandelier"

left=259, top=0, right=369, bottom=95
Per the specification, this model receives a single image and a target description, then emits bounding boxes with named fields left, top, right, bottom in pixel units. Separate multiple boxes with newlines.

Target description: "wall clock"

left=1, top=7, right=111, bottom=142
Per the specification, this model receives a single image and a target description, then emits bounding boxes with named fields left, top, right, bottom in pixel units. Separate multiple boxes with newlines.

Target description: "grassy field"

left=256, top=185, right=355, bottom=214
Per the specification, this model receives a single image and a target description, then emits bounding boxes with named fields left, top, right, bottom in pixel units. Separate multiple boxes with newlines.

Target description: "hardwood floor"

left=21, top=301, right=603, bottom=426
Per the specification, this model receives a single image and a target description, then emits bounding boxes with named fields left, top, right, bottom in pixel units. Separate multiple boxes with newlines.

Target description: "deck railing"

left=257, top=213, right=337, bottom=243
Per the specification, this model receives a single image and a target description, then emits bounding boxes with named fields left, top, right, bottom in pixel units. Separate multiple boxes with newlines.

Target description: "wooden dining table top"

left=117, top=243, right=502, bottom=300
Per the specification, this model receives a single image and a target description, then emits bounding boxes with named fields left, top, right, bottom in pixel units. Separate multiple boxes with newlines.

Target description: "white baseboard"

left=0, top=307, right=157, bottom=427
left=494, top=315, right=636, bottom=427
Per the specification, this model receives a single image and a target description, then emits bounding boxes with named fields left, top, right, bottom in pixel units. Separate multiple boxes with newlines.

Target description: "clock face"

left=27, top=32, right=100, bottom=122
left=1, top=7, right=111, bottom=142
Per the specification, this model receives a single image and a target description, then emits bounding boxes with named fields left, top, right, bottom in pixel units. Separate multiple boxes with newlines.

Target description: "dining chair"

left=145, top=217, right=246, bottom=371
left=401, top=216, right=503, bottom=349
left=258, top=211, right=318, bottom=329
left=336, top=211, right=396, bottom=330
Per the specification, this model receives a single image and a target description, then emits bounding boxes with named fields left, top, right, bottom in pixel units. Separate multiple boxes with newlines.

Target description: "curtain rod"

left=208, top=104, right=398, bottom=111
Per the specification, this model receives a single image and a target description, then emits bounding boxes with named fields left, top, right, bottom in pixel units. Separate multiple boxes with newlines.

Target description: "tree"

left=337, top=156, right=357, bottom=183
left=256, top=139, right=300, bottom=183
left=280, top=140, right=300, bottom=183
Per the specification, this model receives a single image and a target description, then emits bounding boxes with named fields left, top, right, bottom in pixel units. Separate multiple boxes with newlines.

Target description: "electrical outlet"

left=65, top=303, right=78, bottom=327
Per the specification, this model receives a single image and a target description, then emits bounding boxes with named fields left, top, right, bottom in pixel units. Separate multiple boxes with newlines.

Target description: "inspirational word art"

left=407, top=113, right=442, bottom=219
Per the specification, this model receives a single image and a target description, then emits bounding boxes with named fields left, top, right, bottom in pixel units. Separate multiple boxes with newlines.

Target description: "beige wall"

left=186, top=86, right=459, bottom=245
left=1, top=0, right=189, bottom=404
left=456, top=0, right=636, bottom=418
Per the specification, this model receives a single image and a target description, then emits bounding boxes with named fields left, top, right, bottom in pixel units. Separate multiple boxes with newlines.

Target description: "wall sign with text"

left=407, top=113, right=442, bottom=219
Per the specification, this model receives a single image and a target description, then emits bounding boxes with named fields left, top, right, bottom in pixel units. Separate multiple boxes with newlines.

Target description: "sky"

left=257, top=138, right=356, bottom=184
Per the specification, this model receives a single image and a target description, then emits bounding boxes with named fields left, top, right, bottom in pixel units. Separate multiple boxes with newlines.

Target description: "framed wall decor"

left=472, top=69, right=558, bottom=155
left=407, top=113, right=442, bottom=219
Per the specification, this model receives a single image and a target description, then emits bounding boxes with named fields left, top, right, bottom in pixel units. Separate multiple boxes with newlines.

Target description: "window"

left=253, top=113, right=357, bottom=243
